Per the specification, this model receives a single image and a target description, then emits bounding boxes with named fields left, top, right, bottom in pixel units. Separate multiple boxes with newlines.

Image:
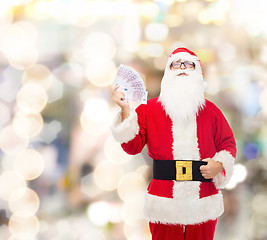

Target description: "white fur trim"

left=110, top=108, right=139, bottom=144
left=172, top=117, right=200, bottom=160
left=144, top=185, right=224, bottom=225
left=212, top=150, right=235, bottom=189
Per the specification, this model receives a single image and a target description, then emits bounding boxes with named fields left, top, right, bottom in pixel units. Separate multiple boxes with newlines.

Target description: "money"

left=114, top=64, right=148, bottom=104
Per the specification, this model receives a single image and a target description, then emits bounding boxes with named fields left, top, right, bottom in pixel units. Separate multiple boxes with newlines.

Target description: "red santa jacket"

left=111, top=97, right=236, bottom=225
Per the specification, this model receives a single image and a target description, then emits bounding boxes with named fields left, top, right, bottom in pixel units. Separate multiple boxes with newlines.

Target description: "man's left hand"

left=200, top=158, right=224, bottom=179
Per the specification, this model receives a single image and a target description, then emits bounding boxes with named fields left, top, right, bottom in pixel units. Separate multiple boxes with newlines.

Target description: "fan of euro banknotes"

left=114, top=64, right=148, bottom=104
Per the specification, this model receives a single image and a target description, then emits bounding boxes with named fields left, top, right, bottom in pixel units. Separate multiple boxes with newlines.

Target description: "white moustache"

left=168, top=69, right=191, bottom=78
left=176, top=69, right=190, bottom=76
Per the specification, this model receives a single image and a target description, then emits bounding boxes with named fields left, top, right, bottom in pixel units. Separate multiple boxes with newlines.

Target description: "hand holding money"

left=113, top=64, right=148, bottom=104
left=112, top=64, right=147, bottom=122
left=112, top=85, right=129, bottom=109
left=112, top=85, right=130, bottom=122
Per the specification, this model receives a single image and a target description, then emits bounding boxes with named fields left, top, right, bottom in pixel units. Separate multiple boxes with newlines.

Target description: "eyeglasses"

left=170, top=61, right=195, bottom=70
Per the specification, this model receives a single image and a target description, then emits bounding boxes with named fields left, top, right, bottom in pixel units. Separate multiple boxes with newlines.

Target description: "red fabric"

left=121, top=98, right=236, bottom=200
left=120, top=97, right=236, bottom=224
left=149, top=219, right=217, bottom=240
left=170, top=47, right=197, bottom=57
left=147, top=179, right=174, bottom=198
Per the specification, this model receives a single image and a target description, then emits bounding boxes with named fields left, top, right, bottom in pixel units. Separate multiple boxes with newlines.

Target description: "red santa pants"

left=149, top=219, right=217, bottom=240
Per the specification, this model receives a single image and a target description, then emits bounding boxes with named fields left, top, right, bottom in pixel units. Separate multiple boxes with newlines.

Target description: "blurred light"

left=145, top=23, right=169, bottom=42
left=120, top=16, right=141, bottom=53
left=80, top=111, right=110, bottom=135
left=0, top=125, right=29, bottom=155
left=36, top=120, right=62, bottom=144
left=198, top=2, right=227, bottom=25
left=38, top=145, right=58, bottom=178
left=252, top=193, right=267, bottom=214
left=195, top=48, right=215, bottom=64
left=9, top=214, right=40, bottom=237
left=248, top=213, right=267, bottom=239
left=145, top=43, right=164, bottom=58
left=7, top=0, right=33, bottom=7
left=249, top=193, right=267, bottom=239
left=104, top=136, right=133, bottom=165
left=84, top=98, right=109, bottom=123
left=1, top=21, right=39, bottom=70
left=46, top=77, right=63, bottom=103
left=1, top=155, right=15, bottom=172
left=218, top=43, right=236, bottom=61
left=13, top=149, right=44, bottom=180
left=135, top=165, right=151, bottom=176
left=8, top=45, right=39, bottom=70
left=225, top=163, right=247, bottom=190
left=85, top=58, right=117, bottom=87
left=109, top=203, right=123, bottom=224
left=259, top=88, right=267, bottom=109
left=0, top=4, right=13, bottom=26
left=93, top=161, right=123, bottom=191
left=122, top=196, right=144, bottom=226
left=8, top=188, right=40, bottom=217
left=155, top=0, right=175, bottom=6
left=81, top=173, right=103, bottom=199
left=84, top=33, right=116, bottom=61
left=124, top=223, right=150, bottom=240
left=83, top=1, right=137, bottom=17
left=17, top=83, right=47, bottom=114
left=53, top=220, right=78, bottom=240
left=165, top=14, right=184, bottom=28
left=0, top=66, right=22, bottom=103
left=154, top=55, right=169, bottom=70
left=0, top=171, right=27, bottom=201
left=205, top=65, right=221, bottom=95
left=56, top=0, right=96, bottom=27
left=230, top=0, right=267, bottom=37
left=79, top=228, right=106, bottom=240
left=1, top=21, right=38, bottom=51
left=138, top=42, right=164, bottom=59
left=8, top=235, right=36, bottom=240
left=240, top=82, right=261, bottom=117
left=80, top=98, right=112, bottom=135
left=22, top=64, right=53, bottom=90
left=87, top=201, right=110, bottom=226
left=139, top=2, right=159, bottom=18
left=0, top=102, right=11, bottom=127
left=25, top=0, right=51, bottom=20
left=117, top=172, right=146, bottom=202
left=243, top=142, right=260, bottom=160
left=181, top=2, right=204, bottom=18
left=12, top=112, right=43, bottom=139
left=53, top=63, right=84, bottom=88
left=198, top=11, right=210, bottom=25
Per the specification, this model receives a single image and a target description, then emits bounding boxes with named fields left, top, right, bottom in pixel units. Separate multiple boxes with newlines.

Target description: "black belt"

left=153, top=160, right=211, bottom=182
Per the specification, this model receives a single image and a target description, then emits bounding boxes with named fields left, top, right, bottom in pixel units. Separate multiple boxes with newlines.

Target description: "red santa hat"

left=165, top=47, right=203, bottom=75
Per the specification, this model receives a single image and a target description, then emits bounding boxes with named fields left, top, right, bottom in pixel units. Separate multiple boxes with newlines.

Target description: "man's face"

left=169, top=59, right=196, bottom=77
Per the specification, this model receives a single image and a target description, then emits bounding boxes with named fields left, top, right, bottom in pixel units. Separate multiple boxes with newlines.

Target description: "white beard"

left=159, top=68, right=206, bottom=122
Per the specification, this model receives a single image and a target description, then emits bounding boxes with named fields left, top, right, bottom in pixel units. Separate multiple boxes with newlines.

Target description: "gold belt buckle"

left=176, top=161, right=193, bottom=181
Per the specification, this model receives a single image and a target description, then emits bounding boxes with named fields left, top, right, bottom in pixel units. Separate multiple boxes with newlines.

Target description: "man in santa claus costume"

left=111, top=47, right=236, bottom=240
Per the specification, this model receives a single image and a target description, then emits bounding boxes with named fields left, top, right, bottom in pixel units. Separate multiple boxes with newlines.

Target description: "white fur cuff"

left=213, top=150, right=235, bottom=189
left=110, top=108, right=139, bottom=144
left=144, top=191, right=224, bottom=225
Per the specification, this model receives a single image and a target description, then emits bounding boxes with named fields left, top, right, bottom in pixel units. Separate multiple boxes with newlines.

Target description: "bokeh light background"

left=0, top=0, right=267, bottom=239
